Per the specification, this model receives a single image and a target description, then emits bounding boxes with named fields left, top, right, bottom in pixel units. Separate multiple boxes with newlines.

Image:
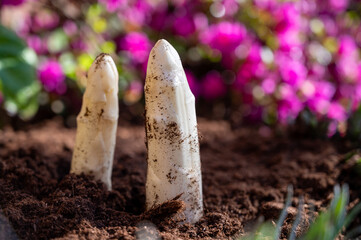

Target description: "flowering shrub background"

left=1, top=0, right=361, bottom=136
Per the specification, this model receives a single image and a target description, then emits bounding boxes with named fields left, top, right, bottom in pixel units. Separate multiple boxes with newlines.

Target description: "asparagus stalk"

left=71, top=53, right=118, bottom=190
left=145, top=39, right=203, bottom=223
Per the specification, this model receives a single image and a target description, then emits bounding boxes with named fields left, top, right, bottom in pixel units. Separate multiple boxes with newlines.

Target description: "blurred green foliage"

left=0, top=25, right=39, bottom=119
left=239, top=184, right=361, bottom=240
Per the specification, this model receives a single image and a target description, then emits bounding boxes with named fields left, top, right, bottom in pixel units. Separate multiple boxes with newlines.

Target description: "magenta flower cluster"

left=3, top=0, right=361, bottom=134
left=38, top=60, right=66, bottom=95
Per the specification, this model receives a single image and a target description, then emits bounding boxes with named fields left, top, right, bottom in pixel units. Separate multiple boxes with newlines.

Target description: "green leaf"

left=0, top=25, right=26, bottom=58
left=0, top=24, right=39, bottom=119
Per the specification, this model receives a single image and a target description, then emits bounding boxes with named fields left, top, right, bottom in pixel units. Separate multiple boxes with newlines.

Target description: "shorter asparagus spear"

left=71, top=53, right=118, bottom=190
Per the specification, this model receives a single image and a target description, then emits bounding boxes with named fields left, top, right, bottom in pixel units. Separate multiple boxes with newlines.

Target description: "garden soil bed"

left=0, top=118, right=360, bottom=239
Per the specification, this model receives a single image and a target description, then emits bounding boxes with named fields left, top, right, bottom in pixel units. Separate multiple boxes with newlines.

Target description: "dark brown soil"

left=0, top=119, right=360, bottom=240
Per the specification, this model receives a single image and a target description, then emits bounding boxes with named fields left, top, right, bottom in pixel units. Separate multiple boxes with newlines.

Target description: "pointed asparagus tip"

left=88, top=53, right=118, bottom=91
left=148, top=39, right=183, bottom=74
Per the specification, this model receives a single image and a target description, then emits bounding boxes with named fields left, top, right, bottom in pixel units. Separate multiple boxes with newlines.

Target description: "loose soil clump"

left=0, top=119, right=360, bottom=239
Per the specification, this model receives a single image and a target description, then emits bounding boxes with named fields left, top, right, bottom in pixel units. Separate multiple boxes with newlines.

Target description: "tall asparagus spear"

left=145, top=39, right=203, bottom=223
left=71, top=53, right=118, bottom=190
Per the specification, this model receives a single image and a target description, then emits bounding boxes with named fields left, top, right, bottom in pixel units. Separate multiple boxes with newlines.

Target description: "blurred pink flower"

left=254, top=0, right=277, bottom=10
left=1, top=0, right=26, bottom=6
left=120, top=0, right=152, bottom=27
left=320, top=16, right=338, bottom=36
left=328, top=0, right=349, bottom=12
left=99, top=0, right=125, bottom=12
left=306, top=81, right=335, bottom=115
left=118, top=32, right=151, bottom=64
left=274, top=2, right=302, bottom=31
left=185, top=70, right=200, bottom=97
left=123, top=8, right=147, bottom=26
left=33, top=11, right=59, bottom=31
left=277, top=95, right=303, bottom=123
left=337, top=58, right=359, bottom=81
left=70, top=38, right=88, bottom=52
left=150, top=9, right=168, bottom=31
left=276, top=27, right=302, bottom=50
left=308, top=98, right=330, bottom=115
left=273, top=2, right=304, bottom=50
left=277, top=55, right=307, bottom=88
left=310, top=64, right=326, bottom=79
left=338, top=35, right=357, bottom=57
left=339, top=83, right=361, bottom=110
left=327, top=121, right=338, bottom=137
left=201, top=71, right=227, bottom=99
left=27, top=35, right=47, bottom=54
left=172, top=14, right=196, bottom=37
left=299, top=0, right=317, bottom=14
left=200, top=21, right=247, bottom=55
left=194, top=13, right=208, bottom=31
left=314, top=81, right=336, bottom=99
left=327, top=102, right=347, bottom=121
left=262, top=76, right=277, bottom=94
left=38, top=60, right=66, bottom=94
left=63, top=21, right=77, bottom=36
left=223, top=0, right=239, bottom=16
left=336, top=36, right=360, bottom=82
left=247, top=42, right=262, bottom=62
left=277, top=83, right=303, bottom=123
left=235, top=43, right=265, bottom=88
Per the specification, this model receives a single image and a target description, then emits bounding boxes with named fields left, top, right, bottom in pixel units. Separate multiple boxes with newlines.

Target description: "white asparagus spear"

left=145, top=39, right=203, bottom=223
left=71, top=53, right=118, bottom=190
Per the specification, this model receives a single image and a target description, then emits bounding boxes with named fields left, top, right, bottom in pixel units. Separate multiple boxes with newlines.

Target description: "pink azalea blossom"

left=327, top=102, right=347, bottom=121
left=201, top=71, right=227, bottom=99
left=194, top=13, right=208, bottom=31
left=38, top=60, right=66, bottom=94
left=1, top=0, right=26, bottom=6
left=277, top=96, right=303, bottom=123
left=32, top=11, right=59, bottom=31
left=235, top=43, right=265, bottom=88
left=327, top=121, right=338, bottom=137
left=99, top=0, right=125, bottom=12
left=120, top=0, right=152, bottom=27
left=149, top=9, right=168, bottom=31
left=308, top=98, right=330, bottom=115
left=223, top=0, right=240, bottom=16
left=314, top=81, right=336, bottom=99
left=27, top=35, right=47, bottom=54
left=328, top=0, right=349, bottom=12
left=172, top=14, right=196, bottom=37
left=338, top=35, right=357, bottom=58
left=118, top=32, right=151, bottom=64
left=274, top=2, right=302, bottom=31
left=254, top=0, right=277, bottom=10
left=70, top=39, right=87, bottom=52
left=337, top=57, right=359, bottom=82
left=200, top=21, right=247, bottom=56
left=277, top=55, right=307, bottom=88
left=262, top=76, right=277, bottom=94
left=276, top=27, right=302, bottom=50
left=307, top=81, right=335, bottom=115
left=277, top=83, right=303, bottom=123
left=185, top=70, right=200, bottom=97
left=63, top=21, right=77, bottom=36
left=320, top=16, right=338, bottom=36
